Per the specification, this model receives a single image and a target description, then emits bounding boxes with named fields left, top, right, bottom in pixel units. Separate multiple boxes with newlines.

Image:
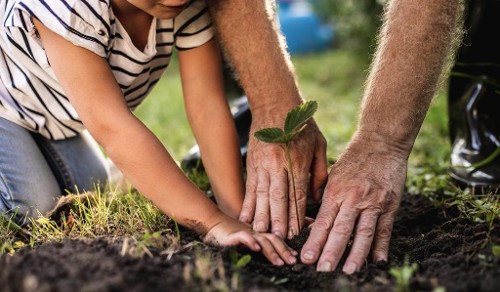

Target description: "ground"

left=1, top=193, right=498, bottom=292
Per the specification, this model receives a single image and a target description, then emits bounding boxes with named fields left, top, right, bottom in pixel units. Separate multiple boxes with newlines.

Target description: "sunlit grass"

left=28, top=188, right=171, bottom=243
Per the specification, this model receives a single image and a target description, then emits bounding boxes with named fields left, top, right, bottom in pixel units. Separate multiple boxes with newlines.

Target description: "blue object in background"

left=278, top=0, right=335, bottom=55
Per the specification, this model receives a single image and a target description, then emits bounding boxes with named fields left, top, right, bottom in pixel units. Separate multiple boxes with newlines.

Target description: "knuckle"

left=373, top=245, right=388, bottom=256
left=270, top=189, right=287, bottom=202
left=312, top=217, right=334, bottom=232
left=308, top=238, right=324, bottom=249
left=356, top=225, right=375, bottom=238
left=332, top=221, right=352, bottom=236
left=254, top=210, right=268, bottom=220
left=246, top=181, right=257, bottom=193
left=269, top=251, right=279, bottom=260
left=377, top=225, right=393, bottom=238
left=290, top=188, right=308, bottom=202
left=295, top=188, right=308, bottom=199
left=319, top=195, right=338, bottom=209
left=254, top=211, right=268, bottom=220
left=241, top=202, right=254, bottom=213
left=256, top=189, right=269, bottom=198
left=271, top=216, right=285, bottom=226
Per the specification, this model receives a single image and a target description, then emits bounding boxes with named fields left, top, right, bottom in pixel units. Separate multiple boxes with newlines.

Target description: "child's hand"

left=203, top=218, right=298, bottom=266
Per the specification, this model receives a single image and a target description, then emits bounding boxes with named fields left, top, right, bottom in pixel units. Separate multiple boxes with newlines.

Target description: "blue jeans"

left=0, top=117, right=109, bottom=224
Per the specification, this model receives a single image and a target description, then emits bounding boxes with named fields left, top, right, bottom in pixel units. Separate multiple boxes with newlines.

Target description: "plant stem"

left=285, top=143, right=300, bottom=233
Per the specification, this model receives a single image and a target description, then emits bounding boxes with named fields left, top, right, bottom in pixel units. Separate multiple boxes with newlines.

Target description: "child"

left=0, top=0, right=296, bottom=265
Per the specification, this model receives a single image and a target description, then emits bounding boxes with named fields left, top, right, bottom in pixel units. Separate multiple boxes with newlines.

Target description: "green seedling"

left=229, top=251, right=252, bottom=291
left=235, top=254, right=251, bottom=269
left=254, top=100, right=318, bottom=232
left=390, top=256, right=418, bottom=292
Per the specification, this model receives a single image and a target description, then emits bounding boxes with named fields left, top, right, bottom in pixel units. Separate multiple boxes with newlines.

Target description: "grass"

left=1, top=48, right=498, bottom=256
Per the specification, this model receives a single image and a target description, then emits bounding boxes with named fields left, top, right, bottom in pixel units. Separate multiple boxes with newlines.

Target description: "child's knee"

left=0, top=177, right=60, bottom=225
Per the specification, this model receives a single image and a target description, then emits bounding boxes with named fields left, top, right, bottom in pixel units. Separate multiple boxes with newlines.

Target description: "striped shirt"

left=0, top=0, right=214, bottom=140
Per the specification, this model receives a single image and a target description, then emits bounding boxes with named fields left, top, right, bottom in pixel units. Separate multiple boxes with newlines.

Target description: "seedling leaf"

left=254, top=128, right=285, bottom=143
left=284, top=101, right=317, bottom=134
left=235, top=254, right=252, bottom=269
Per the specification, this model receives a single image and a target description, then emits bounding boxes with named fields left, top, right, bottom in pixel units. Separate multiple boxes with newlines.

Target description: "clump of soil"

left=1, top=193, right=499, bottom=291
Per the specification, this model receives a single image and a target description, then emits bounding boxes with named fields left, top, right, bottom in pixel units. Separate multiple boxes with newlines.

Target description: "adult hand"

left=300, top=131, right=408, bottom=274
left=203, top=217, right=298, bottom=266
left=239, top=107, right=328, bottom=240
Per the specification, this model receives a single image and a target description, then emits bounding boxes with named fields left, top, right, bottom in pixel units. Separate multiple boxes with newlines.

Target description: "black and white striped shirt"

left=0, top=0, right=213, bottom=140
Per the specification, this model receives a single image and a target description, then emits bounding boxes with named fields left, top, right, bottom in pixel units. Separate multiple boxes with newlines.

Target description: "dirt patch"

left=1, top=194, right=499, bottom=291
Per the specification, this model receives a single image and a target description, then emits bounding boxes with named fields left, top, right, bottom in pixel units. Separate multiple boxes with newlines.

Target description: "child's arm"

left=34, top=20, right=295, bottom=266
left=178, top=39, right=244, bottom=219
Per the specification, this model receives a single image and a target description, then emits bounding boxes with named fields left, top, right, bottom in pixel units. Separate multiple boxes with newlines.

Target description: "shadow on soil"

left=1, top=194, right=499, bottom=291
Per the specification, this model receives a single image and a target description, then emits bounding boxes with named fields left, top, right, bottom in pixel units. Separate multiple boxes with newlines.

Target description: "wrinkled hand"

left=203, top=216, right=298, bottom=266
left=239, top=112, right=328, bottom=239
left=301, top=131, right=408, bottom=274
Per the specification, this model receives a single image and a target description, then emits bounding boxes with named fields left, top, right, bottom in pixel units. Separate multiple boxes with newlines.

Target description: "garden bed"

left=1, top=193, right=498, bottom=291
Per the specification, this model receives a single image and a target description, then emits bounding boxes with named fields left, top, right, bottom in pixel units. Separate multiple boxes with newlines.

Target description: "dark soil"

left=1, top=193, right=499, bottom=292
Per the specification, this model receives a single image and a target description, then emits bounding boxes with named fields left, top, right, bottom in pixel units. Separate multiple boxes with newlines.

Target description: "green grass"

left=1, top=49, right=498, bottom=255
left=294, top=50, right=368, bottom=157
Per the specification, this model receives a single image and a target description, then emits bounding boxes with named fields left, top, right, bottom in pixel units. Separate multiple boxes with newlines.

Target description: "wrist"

left=199, top=209, right=231, bottom=237
left=352, top=129, right=414, bottom=161
left=249, top=98, right=303, bottom=129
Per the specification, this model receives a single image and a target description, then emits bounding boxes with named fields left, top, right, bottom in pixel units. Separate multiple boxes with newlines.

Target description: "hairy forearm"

left=358, top=0, right=464, bottom=154
left=207, top=0, right=301, bottom=114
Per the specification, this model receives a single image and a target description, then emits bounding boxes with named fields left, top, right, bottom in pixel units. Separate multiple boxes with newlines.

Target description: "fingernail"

left=291, top=250, right=298, bottom=256
left=343, top=262, right=357, bottom=274
left=273, top=231, right=283, bottom=238
left=303, top=250, right=315, bottom=261
left=276, top=259, right=285, bottom=266
left=376, top=257, right=387, bottom=263
left=318, top=262, right=332, bottom=272
left=288, top=256, right=297, bottom=264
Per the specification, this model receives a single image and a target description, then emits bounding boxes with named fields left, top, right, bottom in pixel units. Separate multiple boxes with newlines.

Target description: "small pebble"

left=291, top=263, right=305, bottom=273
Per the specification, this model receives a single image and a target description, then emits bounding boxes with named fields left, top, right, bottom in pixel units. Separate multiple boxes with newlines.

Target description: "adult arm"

left=207, top=0, right=328, bottom=239
left=34, top=19, right=297, bottom=266
left=301, top=0, right=464, bottom=273
left=179, top=38, right=244, bottom=219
